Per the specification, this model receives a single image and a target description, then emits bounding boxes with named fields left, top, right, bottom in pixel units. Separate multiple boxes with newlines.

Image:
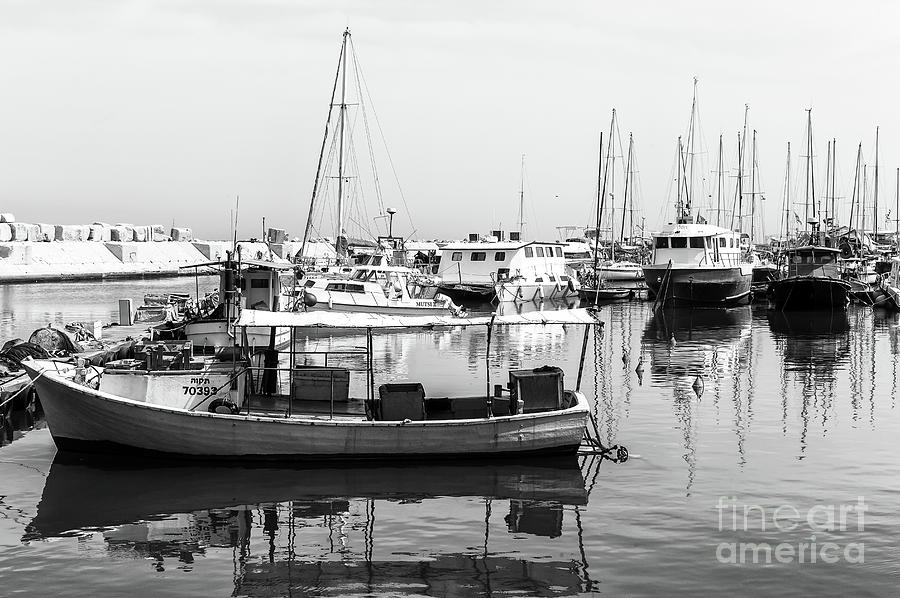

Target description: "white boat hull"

left=495, top=282, right=579, bottom=303
left=24, top=361, right=588, bottom=460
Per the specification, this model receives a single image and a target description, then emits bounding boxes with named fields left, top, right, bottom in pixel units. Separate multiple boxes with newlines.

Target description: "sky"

left=1, top=1, right=899, bottom=242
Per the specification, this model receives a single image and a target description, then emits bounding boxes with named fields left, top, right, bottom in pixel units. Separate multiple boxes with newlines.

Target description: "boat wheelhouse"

left=182, top=257, right=297, bottom=353
left=768, top=245, right=851, bottom=311
left=437, top=237, right=579, bottom=303
left=643, top=222, right=753, bottom=307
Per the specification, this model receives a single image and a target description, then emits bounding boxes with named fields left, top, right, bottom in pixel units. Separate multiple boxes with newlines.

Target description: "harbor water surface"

left=1, top=279, right=898, bottom=596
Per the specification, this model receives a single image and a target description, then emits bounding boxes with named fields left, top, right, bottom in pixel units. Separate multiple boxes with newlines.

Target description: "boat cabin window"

left=471, top=252, right=486, bottom=261
left=535, top=277, right=543, bottom=282
left=560, top=275, right=569, bottom=281
left=304, top=279, right=316, bottom=288
left=536, top=247, right=545, bottom=257
left=494, top=251, right=506, bottom=261
left=655, top=237, right=669, bottom=249
left=689, top=237, right=705, bottom=249
left=351, top=269, right=374, bottom=281
left=555, top=247, right=563, bottom=257
left=548, top=275, right=557, bottom=282
left=325, top=282, right=365, bottom=293
left=719, top=238, right=726, bottom=247
left=671, top=237, right=687, bottom=248
left=497, top=268, right=510, bottom=280
left=525, top=247, right=533, bottom=258
left=451, top=251, right=462, bottom=261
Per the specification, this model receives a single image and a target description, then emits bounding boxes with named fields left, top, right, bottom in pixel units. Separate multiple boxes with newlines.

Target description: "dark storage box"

left=292, top=366, right=350, bottom=402
left=508, top=366, right=564, bottom=413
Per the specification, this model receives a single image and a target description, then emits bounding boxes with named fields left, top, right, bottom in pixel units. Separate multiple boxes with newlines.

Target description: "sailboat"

left=768, top=110, right=851, bottom=311
left=643, top=83, right=753, bottom=307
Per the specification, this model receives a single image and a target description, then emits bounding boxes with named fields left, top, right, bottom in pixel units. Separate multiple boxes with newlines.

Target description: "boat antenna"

left=233, top=195, right=240, bottom=252
left=850, top=142, right=862, bottom=236
left=750, top=129, right=757, bottom=244
left=300, top=28, right=348, bottom=264
left=780, top=142, right=791, bottom=244
left=831, top=138, right=837, bottom=227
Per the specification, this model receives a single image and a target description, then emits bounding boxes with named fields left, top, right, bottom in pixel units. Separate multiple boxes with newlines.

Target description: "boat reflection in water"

left=642, top=306, right=752, bottom=391
left=26, top=457, right=597, bottom=596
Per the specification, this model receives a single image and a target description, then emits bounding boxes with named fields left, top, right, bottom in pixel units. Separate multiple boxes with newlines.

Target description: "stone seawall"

left=0, top=240, right=236, bottom=283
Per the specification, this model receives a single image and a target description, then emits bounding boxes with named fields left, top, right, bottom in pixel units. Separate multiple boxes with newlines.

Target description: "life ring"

left=208, top=398, right=240, bottom=415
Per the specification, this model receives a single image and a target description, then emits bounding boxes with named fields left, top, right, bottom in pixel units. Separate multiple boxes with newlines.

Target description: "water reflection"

left=26, top=457, right=596, bottom=596
left=767, top=310, right=851, bottom=454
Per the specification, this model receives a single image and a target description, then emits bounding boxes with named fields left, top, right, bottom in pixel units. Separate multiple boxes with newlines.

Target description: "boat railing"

left=242, top=344, right=371, bottom=419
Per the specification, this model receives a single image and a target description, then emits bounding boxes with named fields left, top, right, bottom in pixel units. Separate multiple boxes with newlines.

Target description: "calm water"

left=1, top=280, right=899, bottom=596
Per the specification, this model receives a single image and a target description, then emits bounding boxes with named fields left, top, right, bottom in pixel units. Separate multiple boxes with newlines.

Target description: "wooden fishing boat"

left=23, top=309, right=598, bottom=461
left=767, top=246, right=851, bottom=310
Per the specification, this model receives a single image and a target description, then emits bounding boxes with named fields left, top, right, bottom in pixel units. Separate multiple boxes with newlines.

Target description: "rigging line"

left=301, top=32, right=346, bottom=258
left=349, top=41, right=387, bottom=220
left=349, top=36, right=416, bottom=233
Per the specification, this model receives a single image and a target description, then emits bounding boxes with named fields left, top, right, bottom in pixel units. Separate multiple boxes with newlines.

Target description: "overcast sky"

left=1, top=1, right=899, bottom=242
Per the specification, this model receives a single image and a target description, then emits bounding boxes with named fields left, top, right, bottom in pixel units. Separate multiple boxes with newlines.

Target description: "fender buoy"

left=208, top=398, right=240, bottom=415
left=303, top=291, right=318, bottom=307
left=840, top=243, right=852, bottom=258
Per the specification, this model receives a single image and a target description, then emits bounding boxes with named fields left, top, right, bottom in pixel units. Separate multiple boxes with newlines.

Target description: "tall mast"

left=804, top=108, right=816, bottom=233
left=831, top=139, right=837, bottom=227
left=301, top=29, right=347, bottom=262
left=896, top=167, right=899, bottom=245
left=750, top=129, right=757, bottom=243
left=740, top=105, right=749, bottom=233
left=518, top=153, right=526, bottom=237
left=687, top=78, right=698, bottom=207
left=716, top=134, right=724, bottom=227
left=781, top=142, right=791, bottom=242
left=875, top=126, right=880, bottom=237
left=335, top=28, right=350, bottom=257
left=606, top=110, right=616, bottom=260
left=735, top=132, right=744, bottom=232
left=823, top=140, right=831, bottom=226
left=590, top=133, right=605, bottom=277
left=676, top=136, right=683, bottom=222
left=621, top=134, right=634, bottom=242
left=850, top=143, right=862, bottom=234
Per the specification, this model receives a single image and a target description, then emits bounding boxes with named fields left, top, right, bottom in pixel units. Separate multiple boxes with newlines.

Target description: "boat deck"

left=239, top=393, right=513, bottom=421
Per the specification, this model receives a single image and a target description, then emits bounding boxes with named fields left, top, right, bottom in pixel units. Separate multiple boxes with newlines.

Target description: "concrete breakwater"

left=0, top=216, right=306, bottom=282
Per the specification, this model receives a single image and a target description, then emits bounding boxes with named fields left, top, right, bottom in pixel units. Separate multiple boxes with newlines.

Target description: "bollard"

left=118, top=299, right=133, bottom=326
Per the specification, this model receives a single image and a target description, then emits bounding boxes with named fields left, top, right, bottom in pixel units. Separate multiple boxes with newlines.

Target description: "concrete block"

left=25, top=224, right=41, bottom=241
left=152, top=231, right=170, bottom=242
left=54, top=224, right=85, bottom=241
left=110, top=226, right=132, bottom=242
left=192, top=241, right=227, bottom=261
left=171, top=227, right=193, bottom=242
left=269, top=243, right=285, bottom=259
left=0, top=213, right=15, bottom=223
left=10, top=223, right=29, bottom=241
left=0, top=224, right=12, bottom=242
left=267, top=227, right=287, bottom=244
left=133, top=226, right=147, bottom=242
left=89, top=224, right=112, bottom=242
left=37, top=223, right=54, bottom=242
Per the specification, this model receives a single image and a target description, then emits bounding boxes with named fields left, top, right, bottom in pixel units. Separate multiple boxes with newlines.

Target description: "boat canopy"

left=236, top=308, right=600, bottom=329
left=180, top=258, right=298, bottom=270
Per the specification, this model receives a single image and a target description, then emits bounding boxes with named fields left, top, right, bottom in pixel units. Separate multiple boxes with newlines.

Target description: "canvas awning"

left=236, top=308, right=601, bottom=329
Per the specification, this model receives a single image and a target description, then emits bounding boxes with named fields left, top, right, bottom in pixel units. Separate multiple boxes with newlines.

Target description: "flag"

left=793, top=212, right=801, bottom=224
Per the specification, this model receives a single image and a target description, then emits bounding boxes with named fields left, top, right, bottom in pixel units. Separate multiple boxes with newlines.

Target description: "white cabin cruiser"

left=299, top=261, right=461, bottom=316
left=643, top=220, right=753, bottom=307
left=437, top=234, right=579, bottom=303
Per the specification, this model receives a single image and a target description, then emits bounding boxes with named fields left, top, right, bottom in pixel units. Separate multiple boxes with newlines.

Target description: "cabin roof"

left=440, top=240, right=564, bottom=250
left=786, top=245, right=843, bottom=254
left=236, top=308, right=600, bottom=329
left=651, top=223, right=736, bottom=237
left=180, top=258, right=297, bottom=270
